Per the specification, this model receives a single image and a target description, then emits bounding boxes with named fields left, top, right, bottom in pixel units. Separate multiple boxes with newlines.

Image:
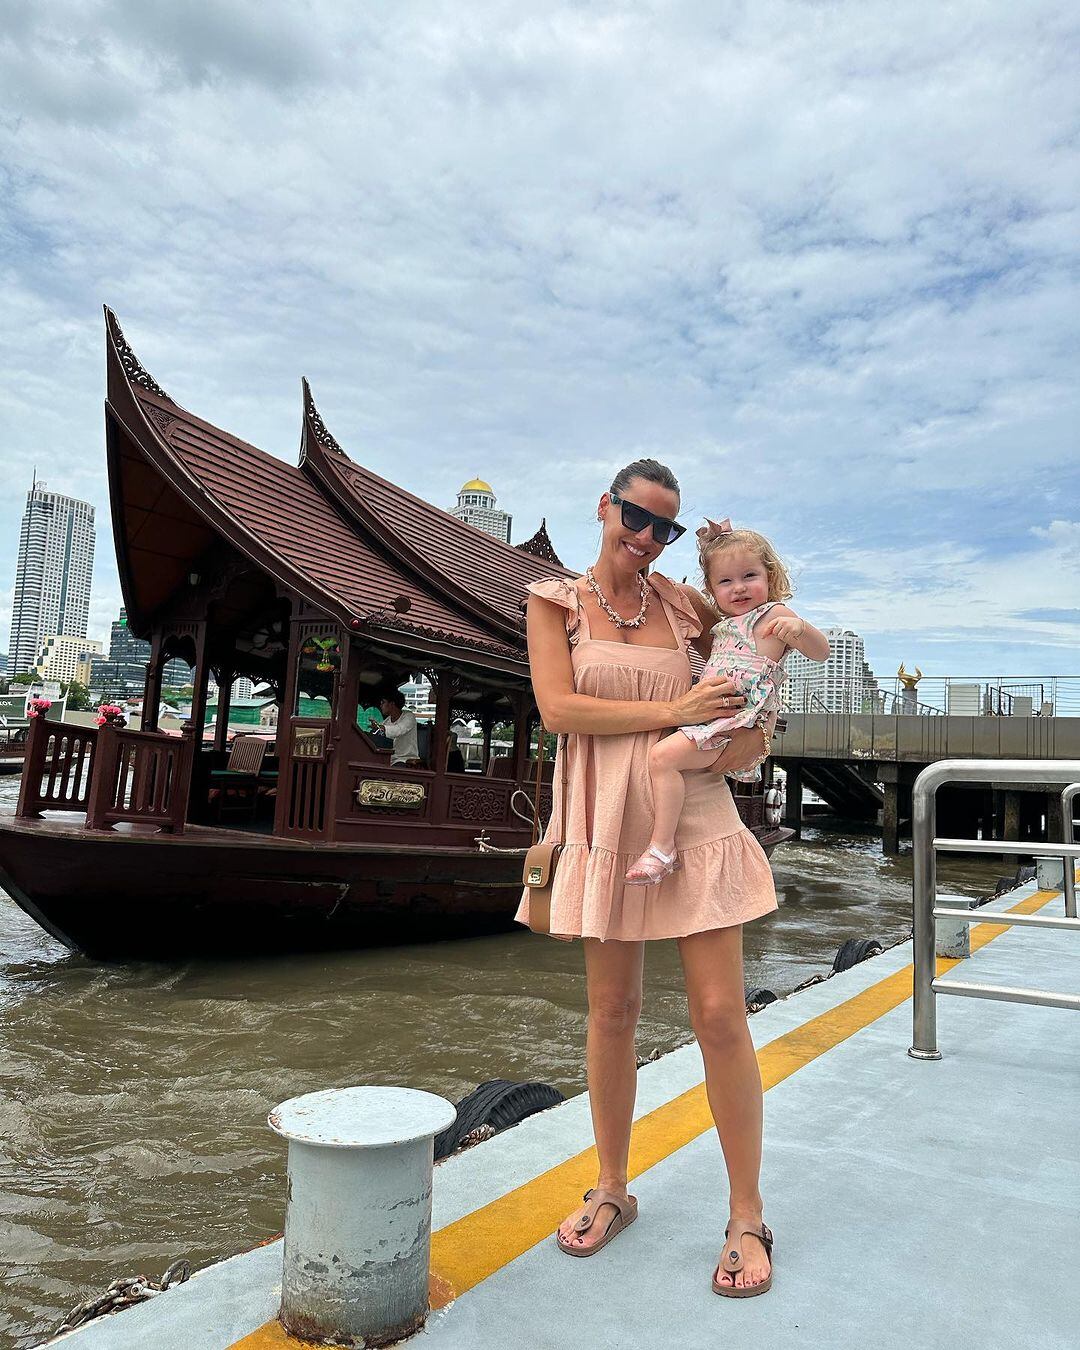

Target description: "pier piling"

left=269, top=1085, right=456, bottom=1348
left=783, top=761, right=802, bottom=837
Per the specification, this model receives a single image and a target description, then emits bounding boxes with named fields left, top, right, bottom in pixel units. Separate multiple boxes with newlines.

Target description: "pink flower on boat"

left=28, top=697, right=52, bottom=718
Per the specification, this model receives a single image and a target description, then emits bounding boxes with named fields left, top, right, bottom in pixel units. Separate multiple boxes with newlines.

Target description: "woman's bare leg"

left=677, top=924, right=771, bottom=1290
left=557, top=937, right=645, bottom=1250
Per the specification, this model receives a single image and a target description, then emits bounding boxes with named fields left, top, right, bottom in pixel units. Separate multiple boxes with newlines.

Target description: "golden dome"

left=460, top=478, right=493, bottom=493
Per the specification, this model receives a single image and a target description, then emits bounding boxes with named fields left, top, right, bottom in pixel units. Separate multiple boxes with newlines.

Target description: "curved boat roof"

left=103, top=309, right=574, bottom=675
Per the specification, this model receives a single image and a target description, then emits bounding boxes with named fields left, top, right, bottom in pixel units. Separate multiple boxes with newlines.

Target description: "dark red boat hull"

left=0, top=812, right=792, bottom=960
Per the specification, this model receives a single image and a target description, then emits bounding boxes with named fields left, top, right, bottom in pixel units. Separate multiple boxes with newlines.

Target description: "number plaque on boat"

left=355, top=780, right=426, bottom=809
left=292, top=726, right=328, bottom=760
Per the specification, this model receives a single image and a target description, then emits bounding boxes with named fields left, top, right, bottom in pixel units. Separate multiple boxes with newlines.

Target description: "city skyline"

left=0, top=463, right=1069, bottom=688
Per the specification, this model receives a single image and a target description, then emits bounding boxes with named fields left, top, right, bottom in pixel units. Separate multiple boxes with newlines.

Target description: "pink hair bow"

left=696, top=517, right=733, bottom=545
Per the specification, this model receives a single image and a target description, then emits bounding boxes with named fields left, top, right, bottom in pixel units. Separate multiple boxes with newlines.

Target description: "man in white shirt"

left=371, top=693, right=420, bottom=765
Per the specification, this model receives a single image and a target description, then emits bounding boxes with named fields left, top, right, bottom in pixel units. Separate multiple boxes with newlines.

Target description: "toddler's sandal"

left=624, top=846, right=679, bottom=886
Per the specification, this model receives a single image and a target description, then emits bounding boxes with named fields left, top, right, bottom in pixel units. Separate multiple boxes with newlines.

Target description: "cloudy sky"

left=2, top=1, right=1078, bottom=684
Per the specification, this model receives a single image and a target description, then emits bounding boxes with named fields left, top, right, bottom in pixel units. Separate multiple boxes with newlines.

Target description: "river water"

left=0, top=773, right=1006, bottom=1349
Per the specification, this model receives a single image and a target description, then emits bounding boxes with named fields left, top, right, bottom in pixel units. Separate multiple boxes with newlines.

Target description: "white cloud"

left=0, top=1, right=1077, bottom=676
left=1031, top=520, right=1080, bottom=564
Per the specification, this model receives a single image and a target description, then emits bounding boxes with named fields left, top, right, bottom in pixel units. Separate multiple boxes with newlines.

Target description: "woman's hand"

left=670, top=676, right=745, bottom=726
left=708, top=724, right=767, bottom=775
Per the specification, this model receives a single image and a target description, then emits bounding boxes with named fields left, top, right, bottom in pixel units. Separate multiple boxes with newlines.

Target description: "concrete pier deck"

left=48, top=878, right=1080, bottom=1350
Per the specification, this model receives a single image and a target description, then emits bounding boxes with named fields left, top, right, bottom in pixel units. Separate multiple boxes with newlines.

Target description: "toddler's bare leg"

left=647, top=733, right=726, bottom=854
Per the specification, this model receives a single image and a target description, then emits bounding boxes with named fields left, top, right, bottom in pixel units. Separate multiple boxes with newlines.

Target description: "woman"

left=517, top=458, right=777, bottom=1296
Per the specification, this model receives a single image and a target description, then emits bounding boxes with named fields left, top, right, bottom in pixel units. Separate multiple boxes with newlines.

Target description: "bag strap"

left=530, top=726, right=570, bottom=845
left=531, top=733, right=546, bottom=844
left=557, top=732, right=569, bottom=843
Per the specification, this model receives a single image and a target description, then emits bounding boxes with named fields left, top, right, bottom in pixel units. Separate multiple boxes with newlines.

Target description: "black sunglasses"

left=609, top=492, right=687, bottom=545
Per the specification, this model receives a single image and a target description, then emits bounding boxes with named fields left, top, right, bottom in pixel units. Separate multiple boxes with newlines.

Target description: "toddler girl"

left=625, top=519, right=830, bottom=885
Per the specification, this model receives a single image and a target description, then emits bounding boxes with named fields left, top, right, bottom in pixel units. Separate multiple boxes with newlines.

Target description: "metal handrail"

left=1063, top=783, right=1079, bottom=919
left=782, top=673, right=1080, bottom=717
left=909, top=759, right=1080, bottom=1061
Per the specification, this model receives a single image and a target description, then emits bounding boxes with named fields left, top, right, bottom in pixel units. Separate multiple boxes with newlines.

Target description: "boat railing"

left=85, top=722, right=197, bottom=833
left=909, top=759, right=1080, bottom=1061
left=16, top=716, right=99, bottom=817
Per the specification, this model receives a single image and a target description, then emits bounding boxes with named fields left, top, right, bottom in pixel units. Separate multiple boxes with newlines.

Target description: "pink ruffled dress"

left=514, top=573, right=778, bottom=942
left=680, top=600, right=790, bottom=783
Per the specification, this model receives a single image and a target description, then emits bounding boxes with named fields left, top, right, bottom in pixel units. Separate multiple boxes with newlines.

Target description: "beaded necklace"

left=584, top=566, right=650, bottom=629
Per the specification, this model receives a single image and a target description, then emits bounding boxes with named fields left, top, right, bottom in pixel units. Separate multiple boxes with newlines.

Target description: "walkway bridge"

left=772, top=675, right=1080, bottom=853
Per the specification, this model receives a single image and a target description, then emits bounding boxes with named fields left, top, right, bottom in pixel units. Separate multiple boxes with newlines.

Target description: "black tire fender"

left=832, top=937, right=883, bottom=973
left=435, top=1079, right=565, bottom=1160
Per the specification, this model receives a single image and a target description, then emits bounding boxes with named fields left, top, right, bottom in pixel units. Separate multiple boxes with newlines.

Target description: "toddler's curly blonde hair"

left=699, top=527, right=793, bottom=603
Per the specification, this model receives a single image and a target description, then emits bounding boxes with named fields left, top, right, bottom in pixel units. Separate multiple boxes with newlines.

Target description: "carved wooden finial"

left=302, top=378, right=346, bottom=456
left=105, top=308, right=171, bottom=401
left=515, top=518, right=564, bottom=567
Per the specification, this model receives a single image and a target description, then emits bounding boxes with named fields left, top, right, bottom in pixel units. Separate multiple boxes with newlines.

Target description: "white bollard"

left=269, top=1085, right=457, bottom=1348
left=1037, top=857, right=1065, bottom=891
left=934, top=896, right=972, bottom=959
left=935, top=914, right=970, bottom=959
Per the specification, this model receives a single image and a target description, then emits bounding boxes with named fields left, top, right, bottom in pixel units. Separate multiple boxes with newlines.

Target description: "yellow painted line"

left=229, top=887, right=1058, bottom=1348
left=227, top=1271, right=455, bottom=1349
left=230, top=1324, right=321, bottom=1350
left=430, top=887, right=1057, bottom=1296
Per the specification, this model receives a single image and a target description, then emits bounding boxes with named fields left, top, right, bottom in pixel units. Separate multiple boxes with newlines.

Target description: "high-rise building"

left=34, top=634, right=103, bottom=684
left=9, top=482, right=95, bottom=675
left=400, top=676, right=435, bottom=720
left=87, top=608, right=190, bottom=700
left=108, top=608, right=189, bottom=686
left=450, top=479, right=512, bottom=544
left=860, top=658, right=881, bottom=712
left=784, top=628, right=873, bottom=714
left=108, top=608, right=147, bottom=663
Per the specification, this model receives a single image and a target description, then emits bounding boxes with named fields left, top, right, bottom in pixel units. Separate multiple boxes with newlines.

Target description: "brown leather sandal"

left=555, top=1187, right=638, bottom=1257
left=712, top=1219, right=774, bottom=1297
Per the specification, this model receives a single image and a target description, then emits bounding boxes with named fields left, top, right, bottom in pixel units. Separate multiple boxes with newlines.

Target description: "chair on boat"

left=209, top=736, right=270, bottom=825
left=525, top=757, right=555, bottom=783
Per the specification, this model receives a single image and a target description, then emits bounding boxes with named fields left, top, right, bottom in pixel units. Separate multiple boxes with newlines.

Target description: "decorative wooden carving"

left=515, top=517, right=564, bottom=566
left=448, top=783, right=508, bottom=822
left=370, top=614, right=524, bottom=663
left=206, top=555, right=257, bottom=604
left=303, top=380, right=346, bottom=456
left=144, top=405, right=175, bottom=437
left=111, top=316, right=171, bottom=399
left=299, top=634, right=342, bottom=673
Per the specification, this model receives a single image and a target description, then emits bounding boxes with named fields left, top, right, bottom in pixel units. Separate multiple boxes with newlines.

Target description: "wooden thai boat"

left=0, top=311, right=791, bottom=960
